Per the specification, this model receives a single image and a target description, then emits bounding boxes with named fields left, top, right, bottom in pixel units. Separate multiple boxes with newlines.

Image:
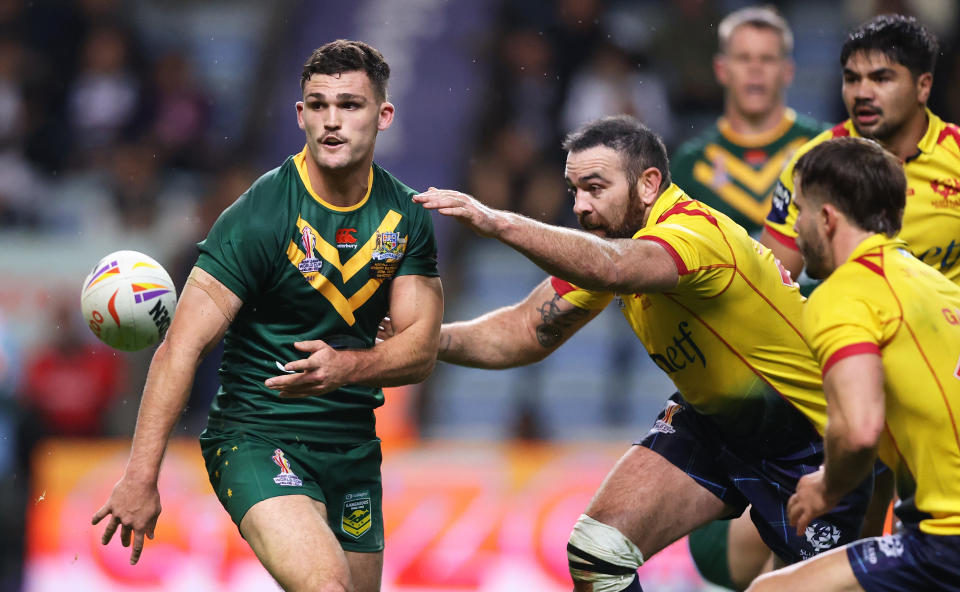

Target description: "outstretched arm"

left=787, top=353, right=885, bottom=534
left=266, top=275, right=443, bottom=396
left=440, top=278, right=603, bottom=368
left=92, top=267, right=240, bottom=564
left=414, top=189, right=679, bottom=294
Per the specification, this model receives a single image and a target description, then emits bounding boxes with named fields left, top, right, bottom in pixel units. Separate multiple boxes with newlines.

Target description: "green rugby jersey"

left=671, top=109, right=823, bottom=236
left=196, top=147, right=439, bottom=444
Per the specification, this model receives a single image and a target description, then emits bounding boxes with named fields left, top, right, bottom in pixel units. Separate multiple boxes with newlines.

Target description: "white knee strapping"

left=567, top=514, right=644, bottom=592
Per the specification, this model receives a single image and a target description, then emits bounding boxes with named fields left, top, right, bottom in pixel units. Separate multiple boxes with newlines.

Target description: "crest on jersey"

left=271, top=449, right=303, bottom=487
left=341, top=491, right=372, bottom=538
left=370, top=231, right=407, bottom=279
left=298, top=227, right=323, bottom=273
left=652, top=401, right=682, bottom=434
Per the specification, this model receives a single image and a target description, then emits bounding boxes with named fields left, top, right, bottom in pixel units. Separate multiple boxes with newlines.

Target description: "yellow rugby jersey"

left=552, top=184, right=826, bottom=442
left=803, top=234, right=960, bottom=535
left=765, top=110, right=960, bottom=284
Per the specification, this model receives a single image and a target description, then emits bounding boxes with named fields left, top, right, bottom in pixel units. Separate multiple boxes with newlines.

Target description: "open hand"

left=92, top=477, right=161, bottom=565
left=413, top=188, right=504, bottom=237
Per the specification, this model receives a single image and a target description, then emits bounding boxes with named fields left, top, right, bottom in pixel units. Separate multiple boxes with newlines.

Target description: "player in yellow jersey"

left=414, top=115, right=872, bottom=592
left=761, top=14, right=960, bottom=287
left=747, top=137, right=960, bottom=591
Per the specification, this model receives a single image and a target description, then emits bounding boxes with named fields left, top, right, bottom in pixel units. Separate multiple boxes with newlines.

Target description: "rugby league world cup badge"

left=298, top=226, right=323, bottom=273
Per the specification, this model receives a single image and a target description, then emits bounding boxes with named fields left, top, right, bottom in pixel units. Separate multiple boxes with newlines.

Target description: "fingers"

left=101, top=515, right=120, bottom=545
left=121, top=524, right=132, bottom=547
left=130, top=532, right=146, bottom=565
left=92, top=503, right=110, bottom=525
left=293, top=340, right=325, bottom=352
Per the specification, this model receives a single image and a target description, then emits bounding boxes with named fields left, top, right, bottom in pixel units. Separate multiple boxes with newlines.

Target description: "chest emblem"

left=298, top=227, right=323, bottom=273
left=370, top=231, right=407, bottom=279
left=286, top=211, right=404, bottom=326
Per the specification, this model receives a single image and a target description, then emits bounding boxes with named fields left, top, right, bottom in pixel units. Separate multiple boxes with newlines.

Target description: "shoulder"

left=214, top=159, right=295, bottom=232
left=372, top=163, right=417, bottom=200
left=673, top=127, right=717, bottom=162
left=791, top=113, right=829, bottom=136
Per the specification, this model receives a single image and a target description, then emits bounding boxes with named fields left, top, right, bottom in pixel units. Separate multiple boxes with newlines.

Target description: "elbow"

left=843, top=422, right=883, bottom=453
left=415, top=357, right=436, bottom=383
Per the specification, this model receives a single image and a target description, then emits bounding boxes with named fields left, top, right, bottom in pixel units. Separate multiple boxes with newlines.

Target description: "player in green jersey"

left=671, top=6, right=823, bottom=238
left=92, top=40, right=443, bottom=592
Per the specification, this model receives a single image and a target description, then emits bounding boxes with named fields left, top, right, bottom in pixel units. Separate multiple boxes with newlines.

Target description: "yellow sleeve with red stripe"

left=764, top=122, right=855, bottom=250
left=634, top=200, right=735, bottom=298
left=802, top=272, right=886, bottom=375
left=550, top=277, right=614, bottom=310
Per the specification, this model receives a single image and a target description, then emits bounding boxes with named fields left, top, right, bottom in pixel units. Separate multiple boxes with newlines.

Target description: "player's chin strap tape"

left=567, top=514, right=644, bottom=592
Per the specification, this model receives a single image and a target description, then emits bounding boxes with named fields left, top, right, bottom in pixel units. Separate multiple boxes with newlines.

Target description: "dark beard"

left=605, top=183, right=647, bottom=239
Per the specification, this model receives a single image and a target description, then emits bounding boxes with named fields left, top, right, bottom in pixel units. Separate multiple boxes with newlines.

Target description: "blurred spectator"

left=561, top=41, right=675, bottom=146
left=107, top=140, right=163, bottom=230
left=67, top=24, right=145, bottom=169
left=0, top=311, right=25, bottom=592
left=19, top=294, right=128, bottom=437
left=143, top=51, right=212, bottom=170
left=649, top=0, right=724, bottom=126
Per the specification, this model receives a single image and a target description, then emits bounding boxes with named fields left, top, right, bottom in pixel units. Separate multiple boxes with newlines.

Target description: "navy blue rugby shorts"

left=636, top=392, right=872, bottom=564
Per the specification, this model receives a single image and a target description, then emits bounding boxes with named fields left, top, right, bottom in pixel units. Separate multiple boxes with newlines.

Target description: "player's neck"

left=832, top=223, right=876, bottom=268
left=724, top=103, right=787, bottom=136
left=304, top=154, right=373, bottom=207
left=878, top=108, right=929, bottom=162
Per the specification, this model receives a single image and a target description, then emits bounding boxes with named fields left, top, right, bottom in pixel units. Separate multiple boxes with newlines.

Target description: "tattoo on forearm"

left=439, top=333, right=452, bottom=354
left=535, top=294, right=590, bottom=347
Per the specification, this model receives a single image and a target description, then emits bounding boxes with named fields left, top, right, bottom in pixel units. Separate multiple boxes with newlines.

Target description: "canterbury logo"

left=336, top=228, right=358, bottom=244
left=286, top=211, right=403, bottom=325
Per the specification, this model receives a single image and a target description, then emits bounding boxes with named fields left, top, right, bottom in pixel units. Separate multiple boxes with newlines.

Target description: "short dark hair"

left=300, top=39, right=390, bottom=102
left=840, top=14, right=938, bottom=77
left=562, top=115, right=672, bottom=192
left=794, top=137, right=905, bottom=236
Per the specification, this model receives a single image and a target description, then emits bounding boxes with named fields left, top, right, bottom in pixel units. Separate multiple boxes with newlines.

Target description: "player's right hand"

left=92, top=477, right=161, bottom=565
left=413, top=187, right=505, bottom=237
left=376, top=315, right=395, bottom=343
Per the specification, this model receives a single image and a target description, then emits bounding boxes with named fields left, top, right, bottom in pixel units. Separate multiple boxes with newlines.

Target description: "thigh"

left=241, top=494, right=352, bottom=592
left=746, top=545, right=863, bottom=592
left=584, top=445, right=734, bottom=559
left=345, top=550, right=384, bottom=592
left=727, top=511, right=774, bottom=590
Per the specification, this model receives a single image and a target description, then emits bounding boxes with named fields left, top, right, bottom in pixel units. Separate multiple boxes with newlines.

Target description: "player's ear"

left=713, top=53, right=727, bottom=85
left=916, top=72, right=933, bottom=105
left=378, top=101, right=395, bottom=131
left=781, top=57, right=796, bottom=87
left=821, top=203, right=840, bottom=236
left=638, top=167, right=662, bottom=206
left=296, top=101, right=306, bottom=130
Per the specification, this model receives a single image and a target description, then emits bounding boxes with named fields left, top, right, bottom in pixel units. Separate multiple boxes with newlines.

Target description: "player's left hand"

left=413, top=188, right=504, bottom=237
left=265, top=340, right=350, bottom=397
left=787, top=468, right=839, bottom=536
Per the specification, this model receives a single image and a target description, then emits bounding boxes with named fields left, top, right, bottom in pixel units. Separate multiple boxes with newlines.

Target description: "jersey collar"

left=846, top=233, right=908, bottom=263
left=294, top=146, right=374, bottom=212
left=717, top=108, right=797, bottom=148
left=640, top=183, right=687, bottom=231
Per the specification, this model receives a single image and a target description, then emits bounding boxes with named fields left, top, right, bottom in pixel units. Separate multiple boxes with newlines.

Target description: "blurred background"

left=1, top=0, right=958, bottom=590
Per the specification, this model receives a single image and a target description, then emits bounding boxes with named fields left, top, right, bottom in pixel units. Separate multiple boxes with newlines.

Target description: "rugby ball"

left=80, top=250, right=178, bottom=351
